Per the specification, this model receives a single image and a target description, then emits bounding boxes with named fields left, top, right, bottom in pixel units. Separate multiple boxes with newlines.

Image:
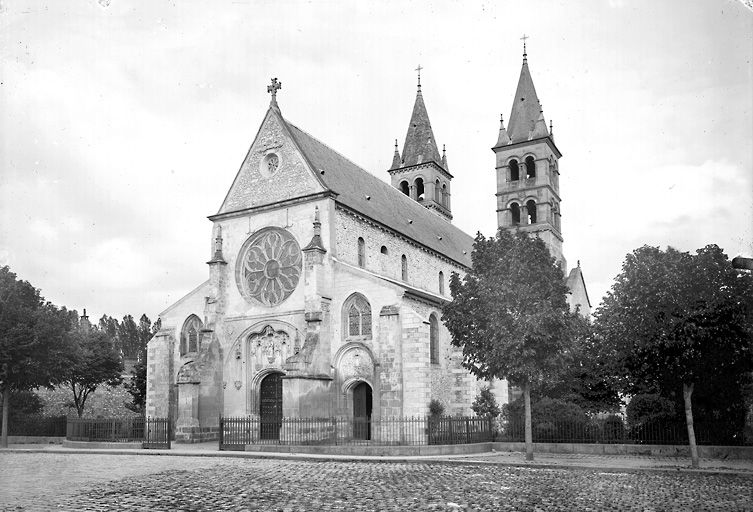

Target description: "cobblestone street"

left=1, top=452, right=752, bottom=511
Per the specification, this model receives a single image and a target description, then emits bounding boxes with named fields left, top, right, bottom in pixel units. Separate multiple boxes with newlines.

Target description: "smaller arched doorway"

left=353, top=382, right=373, bottom=440
left=259, top=372, right=283, bottom=440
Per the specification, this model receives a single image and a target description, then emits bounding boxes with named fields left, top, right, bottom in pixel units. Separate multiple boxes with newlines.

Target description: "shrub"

left=626, top=394, right=676, bottom=427
left=471, top=386, right=501, bottom=418
left=428, top=399, right=445, bottom=418
left=502, top=397, right=589, bottom=442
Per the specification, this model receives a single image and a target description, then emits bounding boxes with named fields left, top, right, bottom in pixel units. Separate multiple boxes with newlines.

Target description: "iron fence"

left=8, top=415, right=67, bottom=437
left=498, top=416, right=751, bottom=446
left=219, top=416, right=494, bottom=450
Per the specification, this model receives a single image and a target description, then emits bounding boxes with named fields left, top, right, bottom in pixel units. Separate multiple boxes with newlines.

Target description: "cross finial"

left=520, top=34, right=529, bottom=61
left=415, top=64, right=423, bottom=90
left=267, top=77, right=282, bottom=106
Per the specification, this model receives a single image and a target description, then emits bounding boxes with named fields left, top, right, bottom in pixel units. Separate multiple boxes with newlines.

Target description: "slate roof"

left=397, top=88, right=443, bottom=168
left=565, top=265, right=591, bottom=309
left=507, top=57, right=549, bottom=144
left=285, top=120, right=474, bottom=267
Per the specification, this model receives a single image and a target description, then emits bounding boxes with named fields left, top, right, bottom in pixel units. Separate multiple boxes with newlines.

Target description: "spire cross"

left=415, top=64, right=423, bottom=89
left=267, top=77, right=282, bottom=104
left=520, top=34, right=529, bottom=59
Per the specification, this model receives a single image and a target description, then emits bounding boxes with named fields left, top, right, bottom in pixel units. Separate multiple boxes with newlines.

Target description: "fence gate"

left=143, top=417, right=171, bottom=449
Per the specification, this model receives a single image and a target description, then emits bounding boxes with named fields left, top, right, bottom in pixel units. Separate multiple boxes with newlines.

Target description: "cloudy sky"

left=1, top=0, right=751, bottom=322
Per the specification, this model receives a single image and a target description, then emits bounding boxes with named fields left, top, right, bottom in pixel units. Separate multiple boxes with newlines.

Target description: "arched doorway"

left=353, top=382, right=372, bottom=440
left=259, top=372, right=283, bottom=440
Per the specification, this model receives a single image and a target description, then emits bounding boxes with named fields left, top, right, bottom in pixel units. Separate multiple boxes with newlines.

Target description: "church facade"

left=146, top=53, right=588, bottom=442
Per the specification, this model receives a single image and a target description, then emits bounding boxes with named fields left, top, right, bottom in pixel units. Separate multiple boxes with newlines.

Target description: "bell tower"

left=389, top=66, right=453, bottom=222
left=493, top=42, right=565, bottom=269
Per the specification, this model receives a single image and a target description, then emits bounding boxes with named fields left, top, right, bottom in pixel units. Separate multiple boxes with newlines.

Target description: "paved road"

left=1, top=452, right=751, bottom=511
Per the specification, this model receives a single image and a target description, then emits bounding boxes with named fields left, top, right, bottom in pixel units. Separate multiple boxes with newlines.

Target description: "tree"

left=594, top=245, right=753, bottom=467
left=62, top=320, right=123, bottom=417
left=0, top=266, right=73, bottom=447
left=443, top=230, right=583, bottom=460
left=124, top=315, right=160, bottom=414
left=471, top=386, right=501, bottom=418
left=117, top=314, right=140, bottom=360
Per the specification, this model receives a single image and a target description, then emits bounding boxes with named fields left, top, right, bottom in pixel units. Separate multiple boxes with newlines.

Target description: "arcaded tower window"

left=525, top=156, right=536, bottom=179
left=414, top=177, right=425, bottom=201
left=438, top=271, right=445, bottom=295
left=526, top=200, right=537, bottom=224
left=401, top=254, right=408, bottom=281
left=509, top=159, right=520, bottom=181
left=400, top=180, right=410, bottom=196
left=510, top=202, right=521, bottom=225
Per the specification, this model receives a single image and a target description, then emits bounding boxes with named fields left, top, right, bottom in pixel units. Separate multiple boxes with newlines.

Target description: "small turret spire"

left=441, top=144, right=449, bottom=170
left=390, top=139, right=402, bottom=169
left=302, top=206, right=326, bottom=253
left=496, top=114, right=511, bottom=146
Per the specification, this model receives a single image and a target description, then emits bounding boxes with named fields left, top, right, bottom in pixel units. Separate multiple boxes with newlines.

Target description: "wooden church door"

left=259, top=373, right=283, bottom=440
left=353, top=382, right=372, bottom=440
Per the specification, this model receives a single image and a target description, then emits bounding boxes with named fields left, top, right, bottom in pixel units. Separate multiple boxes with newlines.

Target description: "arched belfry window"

left=429, top=314, right=439, bottom=364
left=415, top=177, right=425, bottom=201
left=401, top=255, right=408, bottom=281
left=525, top=156, right=536, bottom=179
left=442, top=184, right=448, bottom=207
left=343, top=293, right=372, bottom=339
left=526, top=200, right=537, bottom=224
left=509, top=160, right=520, bottom=181
left=180, top=314, right=202, bottom=356
left=510, top=202, right=521, bottom=225
left=399, top=181, right=410, bottom=196
left=435, top=179, right=441, bottom=203
left=438, top=271, right=445, bottom=295
left=357, top=237, right=365, bottom=267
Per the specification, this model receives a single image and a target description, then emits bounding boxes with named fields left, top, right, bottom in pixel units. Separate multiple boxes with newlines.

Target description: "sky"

left=1, top=0, right=752, bottom=323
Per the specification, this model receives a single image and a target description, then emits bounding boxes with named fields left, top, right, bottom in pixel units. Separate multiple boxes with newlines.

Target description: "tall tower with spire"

left=389, top=67, right=453, bottom=222
left=494, top=42, right=565, bottom=269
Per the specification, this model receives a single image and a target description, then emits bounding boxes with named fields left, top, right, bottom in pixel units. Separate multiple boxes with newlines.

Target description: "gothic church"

left=146, top=50, right=589, bottom=442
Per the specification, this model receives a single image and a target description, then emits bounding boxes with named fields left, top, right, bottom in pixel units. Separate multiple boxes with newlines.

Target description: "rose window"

left=236, top=228, right=302, bottom=306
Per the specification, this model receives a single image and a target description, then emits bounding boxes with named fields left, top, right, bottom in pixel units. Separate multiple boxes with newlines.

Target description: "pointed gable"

left=217, top=107, right=327, bottom=215
left=401, top=88, right=443, bottom=167
left=507, top=58, right=545, bottom=144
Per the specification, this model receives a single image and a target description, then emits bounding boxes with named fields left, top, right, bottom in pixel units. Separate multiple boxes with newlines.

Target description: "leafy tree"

left=471, top=385, right=501, bottom=418
left=117, top=314, right=140, bottom=360
left=443, top=230, right=584, bottom=460
left=61, top=320, right=123, bottom=417
left=0, top=266, right=73, bottom=447
left=124, top=315, right=160, bottom=414
left=594, top=245, right=753, bottom=467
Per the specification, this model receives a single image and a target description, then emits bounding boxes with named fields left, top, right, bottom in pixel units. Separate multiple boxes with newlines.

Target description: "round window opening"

left=236, top=228, right=302, bottom=307
left=260, top=152, right=281, bottom=177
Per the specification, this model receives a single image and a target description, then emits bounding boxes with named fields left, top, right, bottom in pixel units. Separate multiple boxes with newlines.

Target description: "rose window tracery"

left=236, top=228, right=302, bottom=306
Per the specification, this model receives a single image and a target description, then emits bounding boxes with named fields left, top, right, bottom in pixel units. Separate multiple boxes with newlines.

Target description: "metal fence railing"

left=67, top=417, right=146, bottom=442
left=498, top=416, right=751, bottom=446
left=219, top=416, right=494, bottom=450
left=7, top=415, right=67, bottom=437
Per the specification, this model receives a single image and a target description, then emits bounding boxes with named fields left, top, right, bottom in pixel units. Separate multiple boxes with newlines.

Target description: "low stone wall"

left=491, top=442, right=753, bottom=460
left=62, top=440, right=142, bottom=450
left=175, top=425, right=220, bottom=443
left=243, top=442, right=493, bottom=456
left=8, top=436, right=65, bottom=445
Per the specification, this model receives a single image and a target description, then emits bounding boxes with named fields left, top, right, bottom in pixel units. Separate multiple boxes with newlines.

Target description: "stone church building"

left=146, top=51, right=590, bottom=442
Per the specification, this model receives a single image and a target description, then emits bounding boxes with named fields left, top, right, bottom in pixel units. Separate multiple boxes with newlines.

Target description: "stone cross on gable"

left=267, top=77, right=282, bottom=105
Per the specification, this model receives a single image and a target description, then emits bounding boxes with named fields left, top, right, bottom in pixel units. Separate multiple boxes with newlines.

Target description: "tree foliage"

left=471, top=386, right=501, bottom=418
left=123, top=315, right=160, bottom=413
left=62, top=321, right=123, bottom=417
left=594, top=244, right=753, bottom=464
left=443, top=230, right=581, bottom=388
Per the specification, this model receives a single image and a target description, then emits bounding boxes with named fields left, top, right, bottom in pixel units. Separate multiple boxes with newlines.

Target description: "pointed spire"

left=441, top=144, right=449, bottom=170
left=496, top=114, right=511, bottom=146
left=401, top=71, right=442, bottom=167
left=390, top=138, right=402, bottom=169
left=507, top=47, right=545, bottom=143
left=208, top=225, right=226, bottom=264
left=303, top=206, right=326, bottom=253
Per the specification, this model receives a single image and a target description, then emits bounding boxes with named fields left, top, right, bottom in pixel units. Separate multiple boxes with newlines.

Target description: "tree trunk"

left=523, top=382, right=533, bottom=461
left=1, top=386, right=9, bottom=448
left=683, top=382, right=699, bottom=468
